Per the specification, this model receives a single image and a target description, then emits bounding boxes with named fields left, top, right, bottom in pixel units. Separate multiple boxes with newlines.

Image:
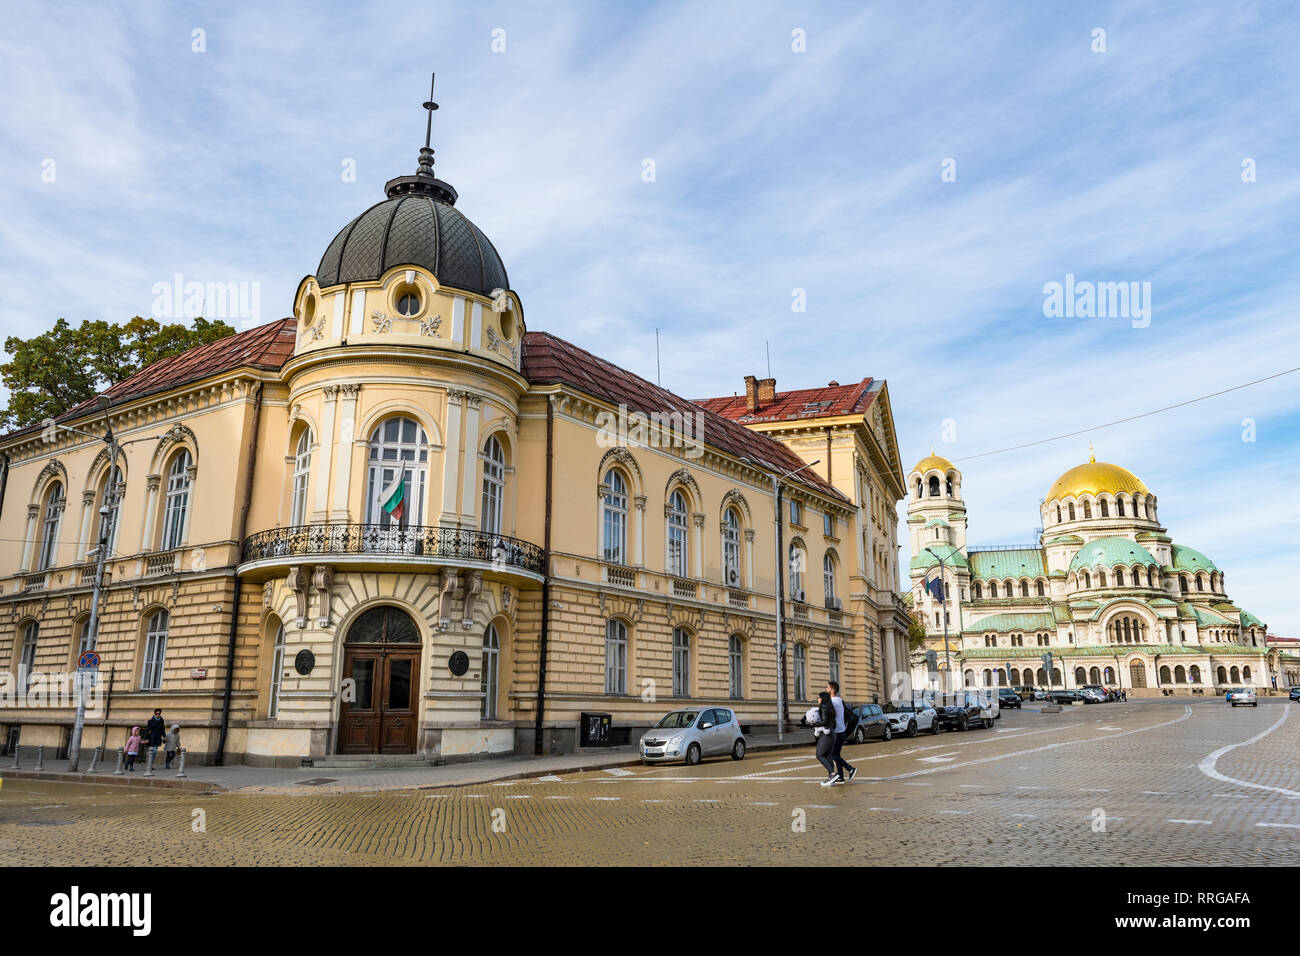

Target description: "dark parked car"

left=1081, top=684, right=1115, bottom=702
left=933, top=692, right=994, bottom=731
left=1009, top=685, right=1036, bottom=700
left=998, top=688, right=1023, bottom=709
left=1290, top=687, right=1300, bottom=702
left=1048, top=689, right=1089, bottom=704
left=849, top=703, right=893, bottom=742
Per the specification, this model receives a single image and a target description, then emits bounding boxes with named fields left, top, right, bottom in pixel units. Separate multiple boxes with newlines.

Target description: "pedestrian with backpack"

left=827, top=681, right=857, bottom=784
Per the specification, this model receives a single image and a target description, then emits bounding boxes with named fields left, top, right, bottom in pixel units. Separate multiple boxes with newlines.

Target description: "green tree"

left=906, top=611, right=928, bottom=652
left=1, top=316, right=234, bottom=431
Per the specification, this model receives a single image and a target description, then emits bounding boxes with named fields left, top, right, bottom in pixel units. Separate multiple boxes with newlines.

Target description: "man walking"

left=827, top=681, right=856, bottom=784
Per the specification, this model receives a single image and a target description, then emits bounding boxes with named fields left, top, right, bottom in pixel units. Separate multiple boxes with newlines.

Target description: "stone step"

left=303, top=755, right=442, bottom=769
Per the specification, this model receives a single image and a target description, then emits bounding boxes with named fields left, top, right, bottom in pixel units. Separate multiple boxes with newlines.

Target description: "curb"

left=0, top=738, right=814, bottom=795
left=0, top=768, right=224, bottom=793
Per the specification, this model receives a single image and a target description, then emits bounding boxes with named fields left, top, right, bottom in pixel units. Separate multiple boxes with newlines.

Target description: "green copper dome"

left=1171, top=545, right=1218, bottom=573
left=1069, top=536, right=1159, bottom=572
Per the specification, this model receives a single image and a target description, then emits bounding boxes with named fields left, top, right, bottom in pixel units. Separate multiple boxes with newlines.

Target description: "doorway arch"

left=1129, top=660, right=1147, bottom=688
left=337, top=605, right=422, bottom=754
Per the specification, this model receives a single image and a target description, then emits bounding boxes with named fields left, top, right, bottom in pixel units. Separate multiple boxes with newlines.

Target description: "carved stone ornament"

left=462, top=570, right=483, bottom=627
left=438, top=567, right=460, bottom=629
left=313, top=564, right=334, bottom=627
left=286, top=565, right=308, bottom=628
left=295, top=648, right=316, bottom=676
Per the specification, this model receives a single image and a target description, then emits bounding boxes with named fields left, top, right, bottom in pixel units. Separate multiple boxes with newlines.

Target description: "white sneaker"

left=820, top=776, right=837, bottom=787
left=830, top=775, right=845, bottom=786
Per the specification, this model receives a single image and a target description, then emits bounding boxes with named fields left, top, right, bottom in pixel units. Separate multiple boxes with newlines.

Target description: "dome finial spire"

left=1089, top=441, right=1095, bottom=463
left=418, top=72, right=439, bottom=178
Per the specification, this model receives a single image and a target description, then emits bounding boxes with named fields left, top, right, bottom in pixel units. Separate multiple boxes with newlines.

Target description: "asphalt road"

left=1, top=697, right=1296, bottom=865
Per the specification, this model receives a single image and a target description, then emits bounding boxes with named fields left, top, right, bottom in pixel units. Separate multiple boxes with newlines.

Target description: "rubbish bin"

left=580, top=712, right=612, bottom=747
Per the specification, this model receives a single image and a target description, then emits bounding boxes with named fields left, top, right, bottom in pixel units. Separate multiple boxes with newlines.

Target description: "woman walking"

left=811, top=691, right=840, bottom=786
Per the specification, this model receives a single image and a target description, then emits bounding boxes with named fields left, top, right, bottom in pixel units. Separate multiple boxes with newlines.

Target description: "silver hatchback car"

left=639, top=707, right=746, bottom=765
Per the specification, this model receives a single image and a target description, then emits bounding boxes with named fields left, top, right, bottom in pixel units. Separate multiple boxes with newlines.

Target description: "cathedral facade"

left=906, top=454, right=1286, bottom=696
left=0, top=110, right=909, bottom=766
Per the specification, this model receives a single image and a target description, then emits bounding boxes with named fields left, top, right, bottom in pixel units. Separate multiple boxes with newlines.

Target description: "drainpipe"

left=533, top=396, right=554, bottom=755
left=216, top=381, right=264, bottom=765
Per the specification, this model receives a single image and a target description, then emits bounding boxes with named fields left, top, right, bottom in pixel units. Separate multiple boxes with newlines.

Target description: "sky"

left=0, top=0, right=1297, bottom=634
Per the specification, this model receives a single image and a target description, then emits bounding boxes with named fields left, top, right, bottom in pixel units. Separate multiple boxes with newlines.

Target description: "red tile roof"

left=522, top=331, right=847, bottom=502
left=694, top=377, right=877, bottom=424
left=4, top=318, right=298, bottom=441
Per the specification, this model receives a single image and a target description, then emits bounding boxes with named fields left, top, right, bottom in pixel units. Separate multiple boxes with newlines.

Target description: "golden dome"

left=1047, top=458, right=1149, bottom=501
left=913, top=451, right=955, bottom=475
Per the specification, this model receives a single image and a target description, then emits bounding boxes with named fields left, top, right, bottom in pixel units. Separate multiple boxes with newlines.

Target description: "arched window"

left=18, top=621, right=38, bottom=693
left=1055, top=505, right=1062, bottom=522
left=915, top=478, right=922, bottom=498
left=1174, top=665, right=1186, bottom=684
left=1075, top=666, right=1086, bottom=684
left=1020, top=580, right=1029, bottom=597
left=1098, top=570, right=1107, bottom=587
left=672, top=627, right=691, bottom=697
left=366, top=418, right=428, bottom=527
left=1230, top=666, right=1240, bottom=683
left=38, top=481, right=64, bottom=570
left=793, top=644, right=807, bottom=701
left=604, top=619, right=628, bottom=694
left=601, top=471, right=628, bottom=565
left=1089, top=666, right=1101, bottom=683
left=290, top=430, right=312, bottom=526
left=789, top=543, right=806, bottom=601
left=96, top=465, right=124, bottom=557
left=1196, top=576, right=1204, bottom=592
left=928, top=476, right=941, bottom=497
left=1189, top=665, right=1201, bottom=683
left=268, top=623, right=286, bottom=718
left=667, top=490, right=688, bottom=577
left=1068, top=502, right=1076, bottom=521
left=481, top=623, right=500, bottom=719
left=142, top=608, right=169, bottom=691
left=480, top=435, right=506, bottom=535
left=162, top=450, right=192, bottom=550
left=973, top=582, right=982, bottom=599
left=1010, top=668, right=1021, bottom=684
left=1104, top=666, right=1115, bottom=683
left=829, top=646, right=841, bottom=686
left=989, top=581, right=998, bottom=598
left=723, top=508, right=742, bottom=586
left=1082, top=570, right=1090, bottom=588
left=945, top=477, right=953, bottom=496
left=1159, top=665, right=1171, bottom=685
left=728, top=635, right=743, bottom=699
left=1117, top=497, right=1125, bottom=517
left=1083, top=500, right=1092, bottom=519
left=1180, top=576, right=1189, bottom=593
left=1243, top=665, right=1251, bottom=681
left=1036, top=580, right=1045, bottom=597
left=823, top=553, right=836, bottom=606
left=1100, top=499, right=1109, bottom=518
left=1115, top=568, right=1124, bottom=586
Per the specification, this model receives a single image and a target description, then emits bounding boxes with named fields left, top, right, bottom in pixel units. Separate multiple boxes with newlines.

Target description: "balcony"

left=241, top=524, right=545, bottom=577
left=144, top=550, right=181, bottom=577
left=671, top=578, right=698, bottom=599
left=605, top=564, right=637, bottom=588
left=728, top=588, right=749, bottom=608
left=22, top=572, right=46, bottom=593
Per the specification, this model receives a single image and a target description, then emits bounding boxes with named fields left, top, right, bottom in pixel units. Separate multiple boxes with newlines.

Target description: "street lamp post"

left=924, top=546, right=952, bottom=703
left=46, top=397, right=120, bottom=771
left=740, top=456, right=820, bottom=744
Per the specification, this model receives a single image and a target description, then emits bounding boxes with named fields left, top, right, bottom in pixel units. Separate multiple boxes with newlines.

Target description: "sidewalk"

left=1, top=732, right=812, bottom=795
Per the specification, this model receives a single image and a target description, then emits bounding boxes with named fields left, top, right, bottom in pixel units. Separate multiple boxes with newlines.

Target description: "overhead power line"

left=952, top=365, right=1300, bottom=463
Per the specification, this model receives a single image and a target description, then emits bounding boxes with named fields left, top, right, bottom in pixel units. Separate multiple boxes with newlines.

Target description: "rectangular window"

left=789, top=500, right=803, bottom=525
left=824, top=513, right=834, bottom=536
left=142, top=632, right=167, bottom=690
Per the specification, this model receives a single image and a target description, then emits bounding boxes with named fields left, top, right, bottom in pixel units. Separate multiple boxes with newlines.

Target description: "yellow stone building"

left=0, top=116, right=909, bottom=766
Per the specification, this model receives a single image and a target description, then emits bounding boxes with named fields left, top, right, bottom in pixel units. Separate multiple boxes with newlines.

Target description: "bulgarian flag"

left=379, top=472, right=406, bottom=524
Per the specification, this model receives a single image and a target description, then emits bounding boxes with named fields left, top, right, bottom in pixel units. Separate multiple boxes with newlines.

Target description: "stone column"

left=313, top=386, right=338, bottom=520
left=19, top=504, right=38, bottom=571
left=692, top=513, right=705, bottom=579
left=77, top=490, right=95, bottom=560
left=460, top=396, right=482, bottom=525
left=633, top=495, right=646, bottom=566
left=141, top=476, right=161, bottom=552
left=743, top=528, right=755, bottom=590
left=331, top=384, right=359, bottom=521
left=441, top=390, right=464, bottom=525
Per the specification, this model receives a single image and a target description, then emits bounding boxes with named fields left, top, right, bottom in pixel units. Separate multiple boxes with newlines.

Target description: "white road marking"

left=903, top=782, right=933, bottom=786
left=692, top=799, right=719, bottom=803
left=917, top=753, right=961, bottom=763
left=1212, top=793, right=1250, bottom=799
left=535, top=775, right=562, bottom=782
left=1168, top=819, right=1213, bottom=825
left=1198, top=706, right=1300, bottom=798
left=1141, top=791, right=1173, bottom=795
left=1016, top=786, right=1043, bottom=790
left=1256, top=822, right=1300, bottom=830
left=603, top=768, right=634, bottom=777
left=465, top=794, right=483, bottom=799
left=939, top=810, right=973, bottom=815
left=868, top=807, right=903, bottom=812
left=545, top=795, right=571, bottom=800
left=640, top=799, right=666, bottom=803
left=1098, top=726, right=1122, bottom=731
left=1079, top=788, right=1109, bottom=792
left=806, top=804, right=835, bottom=809
left=1010, top=813, right=1038, bottom=818
left=751, top=801, right=779, bottom=806
left=505, top=794, right=531, bottom=799
left=591, top=796, right=621, bottom=801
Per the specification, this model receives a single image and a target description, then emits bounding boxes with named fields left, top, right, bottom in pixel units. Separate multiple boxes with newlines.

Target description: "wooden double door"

left=338, top=645, right=421, bottom=754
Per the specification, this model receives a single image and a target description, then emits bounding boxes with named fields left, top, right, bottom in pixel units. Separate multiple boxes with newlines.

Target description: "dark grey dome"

left=316, top=194, right=509, bottom=297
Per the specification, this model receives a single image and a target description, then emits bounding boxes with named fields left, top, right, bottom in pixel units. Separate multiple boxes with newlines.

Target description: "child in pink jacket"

left=125, top=727, right=143, bottom=771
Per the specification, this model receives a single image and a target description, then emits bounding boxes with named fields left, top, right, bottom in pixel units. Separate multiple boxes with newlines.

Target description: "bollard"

left=34, top=745, right=45, bottom=772
left=8, top=745, right=18, bottom=770
left=113, top=747, right=125, bottom=775
left=87, top=747, right=102, bottom=774
left=175, top=748, right=187, bottom=778
left=143, top=747, right=156, bottom=777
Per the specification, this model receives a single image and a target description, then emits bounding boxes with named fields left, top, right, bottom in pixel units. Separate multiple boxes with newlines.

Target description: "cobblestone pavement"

left=2, top=698, right=1296, bottom=865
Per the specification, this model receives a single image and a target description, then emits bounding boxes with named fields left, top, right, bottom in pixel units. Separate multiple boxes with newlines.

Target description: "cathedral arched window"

left=1100, top=499, right=1109, bottom=518
left=1055, top=505, right=1062, bottom=523
left=1196, top=575, right=1204, bottom=592
left=973, top=582, right=982, bottom=599
left=1020, top=580, right=1029, bottom=597
left=1036, top=580, right=1045, bottom=597
left=915, top=478, right=922, bottom=498
left=1083, top=500, right=1092, bottom=519
left=928, top=476, right=941, bottom=497
left=1180, top=576, right=1188, bottom=593
left=1117, top=497, right=1125, bottom=517
left=989, top=581, right=998, bottom=598
left=1081, top=570, right=1090, bottom=588
left=1115, top=568, right=1124, bottom=586
left=945, top=477, right=953, bottom=496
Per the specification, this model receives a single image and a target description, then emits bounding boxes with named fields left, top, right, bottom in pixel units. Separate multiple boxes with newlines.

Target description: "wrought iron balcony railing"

left=242, top=524, right=545, bottom=575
